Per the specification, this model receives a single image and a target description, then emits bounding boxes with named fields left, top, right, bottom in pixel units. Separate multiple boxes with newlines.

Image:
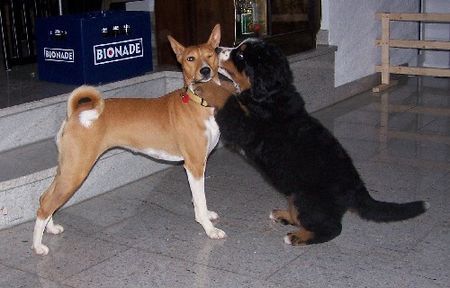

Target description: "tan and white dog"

left=32, top=24, right=228, bottom=255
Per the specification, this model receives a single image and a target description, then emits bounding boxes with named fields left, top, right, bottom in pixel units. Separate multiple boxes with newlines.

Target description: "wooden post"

left=381, top=14, right=390, bottom=85
left=373, top=13, right=398, bottom=92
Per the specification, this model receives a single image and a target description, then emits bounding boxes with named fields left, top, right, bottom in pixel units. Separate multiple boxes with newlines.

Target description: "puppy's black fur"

left=216, top=39, right=428, bottom=245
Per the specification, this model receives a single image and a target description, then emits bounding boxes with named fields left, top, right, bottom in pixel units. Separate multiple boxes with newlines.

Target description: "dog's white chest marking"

left=142, top=148, right=184, bottom=162
left=205, top=115, right=220, bottom=155
left=79, top=109, right=99, bottom=128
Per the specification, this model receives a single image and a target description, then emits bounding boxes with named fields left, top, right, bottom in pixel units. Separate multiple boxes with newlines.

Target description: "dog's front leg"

left=184, top=164, right=226, bottom=239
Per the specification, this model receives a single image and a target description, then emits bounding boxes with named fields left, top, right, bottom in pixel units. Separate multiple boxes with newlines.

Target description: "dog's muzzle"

left=200, top=67, right=211, bottom=79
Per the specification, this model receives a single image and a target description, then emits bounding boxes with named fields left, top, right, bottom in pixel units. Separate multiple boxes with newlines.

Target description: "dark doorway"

left=155, top=0, right=321, bottom=67
left=0, top=0, right=57, bottom=70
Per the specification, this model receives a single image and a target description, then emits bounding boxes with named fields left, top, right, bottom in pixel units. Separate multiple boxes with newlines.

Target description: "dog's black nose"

left=200, top=67, right=211, bottom=78
left=215, top=47, right=222, bottom=54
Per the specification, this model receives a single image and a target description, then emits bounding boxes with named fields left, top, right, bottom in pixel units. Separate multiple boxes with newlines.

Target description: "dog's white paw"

left=269, top=211, right=276, bottom=221
left=208, top=210, right=219, bottom=221
left=46, top=224, right=64, bottom=235
left=206, top=227, right=227, bottom=239
left=283, top=235, right=292, bottom=245
left=32, top=244, right=49, bottom=256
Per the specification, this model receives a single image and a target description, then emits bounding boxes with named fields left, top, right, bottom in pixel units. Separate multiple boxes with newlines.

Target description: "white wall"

left=327, top=0, right=420, bottom=87
left=126, top=0, right=154, bottom=11
left=422, top=0, right=450, bottom=68
left=321, top=0, right=330, bottom=30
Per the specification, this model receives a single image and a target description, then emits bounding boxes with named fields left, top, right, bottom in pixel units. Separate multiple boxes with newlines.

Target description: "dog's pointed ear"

left=207, top=24, right=221, bottom=48
left=168, top=35, right=185, bottom=63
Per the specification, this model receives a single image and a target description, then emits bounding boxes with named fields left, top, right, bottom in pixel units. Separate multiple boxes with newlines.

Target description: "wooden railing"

left=373, top=12, right=450, bottom=92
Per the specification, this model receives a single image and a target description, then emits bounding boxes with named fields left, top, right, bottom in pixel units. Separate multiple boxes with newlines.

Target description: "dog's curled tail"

left=67, top=86, right=105, bottom=127
left=67, top=85, right=104, bottom=118
left=355, top=187, right=429, bottom=222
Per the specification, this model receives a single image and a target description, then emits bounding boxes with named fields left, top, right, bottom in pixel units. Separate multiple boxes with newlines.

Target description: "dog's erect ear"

left=207, top=24, right=221, bottom=48
left=168, top=35, right=185, bottom=63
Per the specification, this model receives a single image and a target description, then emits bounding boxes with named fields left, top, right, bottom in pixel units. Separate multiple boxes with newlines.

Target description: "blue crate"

left=36, top=11, right=152, bottom=85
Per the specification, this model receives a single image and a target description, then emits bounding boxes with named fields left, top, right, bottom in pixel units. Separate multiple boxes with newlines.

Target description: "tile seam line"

left=64, top=245, right=257, bottom=282
left=0, top=261, right=74, bottom=287
left=262, top=252, right=305, bottom=282
left=132, top=244, right=269, bottom=279
left=60, top=245, right=132, bottom=283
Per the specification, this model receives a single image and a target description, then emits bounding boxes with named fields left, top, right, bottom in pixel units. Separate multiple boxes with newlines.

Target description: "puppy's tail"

left=67, top=85, right=105, bottom=119
left=355, top=186, right=429, bottom=222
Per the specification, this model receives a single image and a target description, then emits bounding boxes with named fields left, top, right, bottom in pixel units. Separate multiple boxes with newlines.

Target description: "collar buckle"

left=182, top=86, right=210, bottom=107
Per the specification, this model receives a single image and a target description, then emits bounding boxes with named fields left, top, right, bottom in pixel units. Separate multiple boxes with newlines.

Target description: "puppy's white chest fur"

left=205, top=115, right=220, bottom=154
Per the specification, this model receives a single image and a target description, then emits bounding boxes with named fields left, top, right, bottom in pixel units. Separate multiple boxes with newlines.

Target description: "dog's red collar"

left=181, top=86, right=209, bottom=107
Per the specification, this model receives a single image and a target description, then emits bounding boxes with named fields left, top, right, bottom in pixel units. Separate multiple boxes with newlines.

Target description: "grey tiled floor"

left=1, top=76, right=449, bottom=287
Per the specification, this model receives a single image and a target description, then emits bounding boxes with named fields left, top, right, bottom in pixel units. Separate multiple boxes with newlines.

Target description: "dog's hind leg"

left=270, top=209, right=293, bottom=225
left=32, top=179, right=56, bottom=255
left=32, top=143, right=99, bottom=255
left=270, top=196, right=300, bottom=226
left=284, top=228, right=315, bottom=245
left=184, top=160, right=226, bottom=239
left=284, top=212, right=343, bottom=246
left=283, top=195, right=343, bottom=246
left=285, top=221, right=342, bottom=246
left=32, top=211, right=65, bottom=255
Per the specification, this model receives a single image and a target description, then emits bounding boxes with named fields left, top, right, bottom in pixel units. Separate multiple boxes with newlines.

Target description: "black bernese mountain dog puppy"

left=195, top=38, right=429, bottom=245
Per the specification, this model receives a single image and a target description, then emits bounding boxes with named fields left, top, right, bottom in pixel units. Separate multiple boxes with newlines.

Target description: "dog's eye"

left=187, top=56, right=195, bottom=62
left=236, top=51, right=244, bottom=60
left=207, top=54, right=213, bottom=58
